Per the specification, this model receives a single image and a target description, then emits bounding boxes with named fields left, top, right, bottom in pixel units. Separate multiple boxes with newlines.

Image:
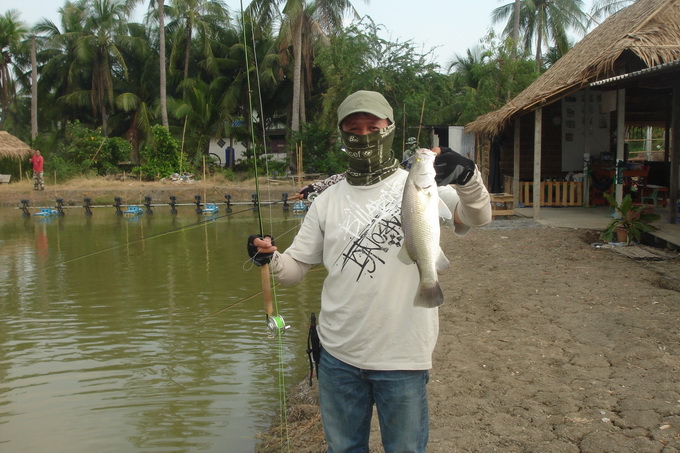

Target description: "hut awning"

left=0, top=131, right=33, bottom=160
left=465, top=0, right=680, bottom=137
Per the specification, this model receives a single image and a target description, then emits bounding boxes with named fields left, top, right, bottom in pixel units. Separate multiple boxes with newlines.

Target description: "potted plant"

left=600, top=193, right=660, bottom=245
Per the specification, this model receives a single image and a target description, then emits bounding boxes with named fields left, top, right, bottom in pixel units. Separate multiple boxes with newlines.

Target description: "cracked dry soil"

left=260, top=223, right=680, bottom=453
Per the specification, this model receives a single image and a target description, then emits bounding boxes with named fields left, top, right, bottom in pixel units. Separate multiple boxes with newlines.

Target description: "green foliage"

left=449, top=32, right=539, bottom=125
left=136, top=125, right=189, bottom=180
left=600, top=193, right=660, bottom=244
left=2, top=0, right=579, bottom=183
left=232, top=149, right=288, bottom=179
left=315, top=19, right=445, bottom=144
left=48, top=155, right=93, bottom=182
left=62, top=121, right=132, bottom=175
left=316, top=24, right=538, bottom=148
left=220, top=167, right=236, bottom=181
left=290, top=121, right=347, bottom=174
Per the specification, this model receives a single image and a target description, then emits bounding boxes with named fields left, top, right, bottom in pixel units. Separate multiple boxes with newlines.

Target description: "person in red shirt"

left=29, top=150, right=45, bottom=190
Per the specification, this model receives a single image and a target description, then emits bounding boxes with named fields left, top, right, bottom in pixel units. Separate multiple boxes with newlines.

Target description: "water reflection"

left=0, top=205, right=323, bottom=452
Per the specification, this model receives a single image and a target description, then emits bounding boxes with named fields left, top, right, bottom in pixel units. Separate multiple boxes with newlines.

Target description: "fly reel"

left=266, top=314, right=290, bottom=336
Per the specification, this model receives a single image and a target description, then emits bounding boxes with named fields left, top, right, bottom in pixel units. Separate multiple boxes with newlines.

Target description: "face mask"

left=340, top=123, right=399, bottom=186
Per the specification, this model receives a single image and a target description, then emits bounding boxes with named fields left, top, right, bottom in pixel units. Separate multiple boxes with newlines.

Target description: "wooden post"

left=616, top=89, right=626, bottom=205
left=533, top=107, right=542, bottom=219
left=583, top=88, right=591, bottom=207
left=513, top=119, right=520, bottom=207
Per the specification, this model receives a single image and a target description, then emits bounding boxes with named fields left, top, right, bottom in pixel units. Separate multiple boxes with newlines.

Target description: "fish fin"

left=436, top=248, right=450, bottom=273
left=398, top=245, right=415, bottom=264
left=414, top=281, right=444, bottom=308
left=438, top=198, right=452, bottom=220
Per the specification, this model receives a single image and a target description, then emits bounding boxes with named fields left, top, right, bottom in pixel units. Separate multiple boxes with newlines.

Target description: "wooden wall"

left=498, top=102, right=564, bottom=182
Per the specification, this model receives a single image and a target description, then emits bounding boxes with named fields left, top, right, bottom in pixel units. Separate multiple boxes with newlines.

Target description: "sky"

left=10, top=0, right=513, bottom=70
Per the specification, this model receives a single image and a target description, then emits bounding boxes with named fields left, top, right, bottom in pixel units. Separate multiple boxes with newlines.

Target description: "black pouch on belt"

left=306, top=313, right=321, bottom=386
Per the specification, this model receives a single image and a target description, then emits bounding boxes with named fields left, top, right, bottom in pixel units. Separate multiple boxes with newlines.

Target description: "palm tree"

left=155, top=0, right=169, bottom=128
left=165, top=0, right=230, bottom=98
left=589, top=0, right=633, bottom=25
left=0, top=10, right=28, bottom=126
left=127, top=0, right=170, bottom=129
left=492, top=0, right=587, bottom=70
left=447, top=46, right=489, bottom=87
left=247, top=0, right=359, bottom=135
left=30, top=35, right=37, bottom=139
left=113, top=22, right=157, bottom=160
left=62, top=0, right=133, bottom=135
left=33, top=2, right=90, bottom=129
left=170, top=76, right=234, bottom=159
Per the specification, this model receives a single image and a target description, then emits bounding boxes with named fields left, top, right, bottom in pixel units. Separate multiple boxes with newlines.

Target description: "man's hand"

left=434, top=150, right=475, bottom=186
left=247, top=235, right=277, bottom=266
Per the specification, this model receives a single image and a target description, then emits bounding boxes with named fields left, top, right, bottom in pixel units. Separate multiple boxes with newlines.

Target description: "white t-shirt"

left=283, top=169, right=460, bottom=370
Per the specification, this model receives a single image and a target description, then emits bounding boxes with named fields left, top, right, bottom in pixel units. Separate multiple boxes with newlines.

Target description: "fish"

left=399, top=149, right=452, bottom=308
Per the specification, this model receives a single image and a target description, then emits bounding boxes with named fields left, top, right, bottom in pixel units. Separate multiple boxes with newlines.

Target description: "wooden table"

left=490, top=193, right=514, bottom=218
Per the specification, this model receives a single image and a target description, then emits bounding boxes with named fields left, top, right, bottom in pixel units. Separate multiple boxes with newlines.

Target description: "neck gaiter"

left=341, top=123, right=399, bottom=186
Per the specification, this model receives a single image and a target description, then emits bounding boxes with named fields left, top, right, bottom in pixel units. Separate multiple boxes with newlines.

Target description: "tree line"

left=0, top=0, right=624, bottom=181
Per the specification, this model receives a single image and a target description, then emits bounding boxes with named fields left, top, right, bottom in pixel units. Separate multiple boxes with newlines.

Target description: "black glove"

left=434, top=147, right=475, bottom=186
left=247, top=234, right=275, bottom=266
left=298, top=185, right=314, bottom=199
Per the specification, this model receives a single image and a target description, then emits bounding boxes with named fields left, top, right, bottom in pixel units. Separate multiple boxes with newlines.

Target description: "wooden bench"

left=0, top=174, right=11, bottom=184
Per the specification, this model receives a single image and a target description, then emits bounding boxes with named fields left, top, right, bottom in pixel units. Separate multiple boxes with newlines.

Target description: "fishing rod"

left=240, top=3, right=292, bottom=449
left=240, top=5, right=288, bottom=338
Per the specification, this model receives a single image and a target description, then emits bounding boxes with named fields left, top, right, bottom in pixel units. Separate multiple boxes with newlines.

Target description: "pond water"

left=0, top=202, right=324, bottom=452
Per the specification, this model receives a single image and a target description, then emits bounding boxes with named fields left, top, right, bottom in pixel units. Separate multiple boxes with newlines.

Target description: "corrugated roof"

left=590, top=59, right=680, bottom=86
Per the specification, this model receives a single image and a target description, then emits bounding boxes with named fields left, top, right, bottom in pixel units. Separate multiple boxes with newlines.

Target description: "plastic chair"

left=641, top=188, right=659, bottom=207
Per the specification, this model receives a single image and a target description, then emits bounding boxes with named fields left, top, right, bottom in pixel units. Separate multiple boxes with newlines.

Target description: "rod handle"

left=261, top=263, right=273, bottom=315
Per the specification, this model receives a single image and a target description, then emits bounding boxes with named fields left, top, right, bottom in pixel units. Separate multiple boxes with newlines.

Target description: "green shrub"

left=290, top=121, right=347, bottom=174
left=135, top=125, right=190, bottom=180
left=62, top=121, right=132, bottom=176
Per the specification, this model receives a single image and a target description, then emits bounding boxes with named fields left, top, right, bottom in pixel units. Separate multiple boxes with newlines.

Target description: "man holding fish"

left=248, top=90, right=491, bottom=452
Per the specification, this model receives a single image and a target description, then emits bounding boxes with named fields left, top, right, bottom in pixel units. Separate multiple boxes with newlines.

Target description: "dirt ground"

left=4, top=180, right=679, bottom=452
left=260, top=223, right=680, bottom=452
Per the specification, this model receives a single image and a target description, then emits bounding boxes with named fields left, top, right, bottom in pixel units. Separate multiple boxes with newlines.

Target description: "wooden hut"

left=466, top=0, right=680, bottom=224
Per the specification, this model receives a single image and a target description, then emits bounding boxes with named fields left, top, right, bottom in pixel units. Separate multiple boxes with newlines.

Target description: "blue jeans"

left=318, top=348, right=429, bottom=453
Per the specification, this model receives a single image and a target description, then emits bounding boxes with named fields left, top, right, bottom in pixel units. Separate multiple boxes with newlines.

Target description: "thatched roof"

left=466, top=0, right=680, bottom=137
left=0, top=131, right=33, bottom=160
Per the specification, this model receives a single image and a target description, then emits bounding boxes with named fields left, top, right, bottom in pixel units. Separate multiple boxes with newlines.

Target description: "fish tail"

left=414, top=281, right=444, bottom=308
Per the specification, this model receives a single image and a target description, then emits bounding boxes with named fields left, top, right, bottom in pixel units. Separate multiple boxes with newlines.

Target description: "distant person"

left=29, top=150, right=45, bottom=191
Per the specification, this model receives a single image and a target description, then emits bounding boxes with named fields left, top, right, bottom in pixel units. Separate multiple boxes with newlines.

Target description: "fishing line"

left=40, top=205, right=256, bottom=270
left=196, top=290, right=264, bottom=323
left=197, top=264, right=325, bottom=323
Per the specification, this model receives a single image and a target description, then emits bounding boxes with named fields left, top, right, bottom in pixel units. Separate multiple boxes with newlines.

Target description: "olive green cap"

left=337, top=90, right=394, bottom=127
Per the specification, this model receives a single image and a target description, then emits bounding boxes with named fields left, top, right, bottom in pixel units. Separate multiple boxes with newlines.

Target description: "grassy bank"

left=0, top=175, right=299, bottom=208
